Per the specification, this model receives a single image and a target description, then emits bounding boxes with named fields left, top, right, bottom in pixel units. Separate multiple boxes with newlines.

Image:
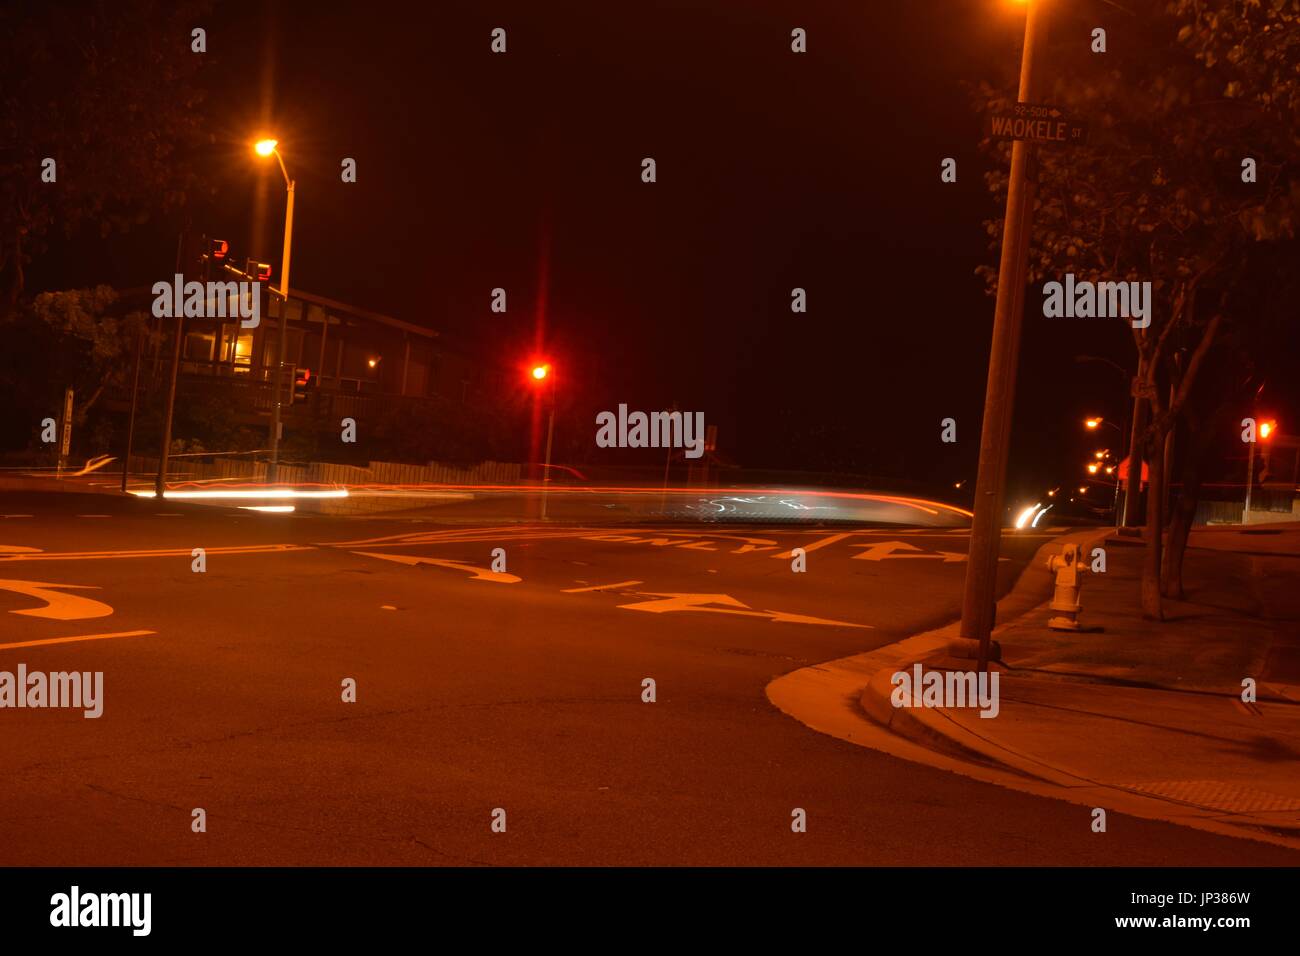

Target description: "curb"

left=856, top=527, right=1113, bottom=781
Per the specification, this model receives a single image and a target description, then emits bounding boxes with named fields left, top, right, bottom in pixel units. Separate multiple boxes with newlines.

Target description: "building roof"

left=285, top=288, right=438, bottom=339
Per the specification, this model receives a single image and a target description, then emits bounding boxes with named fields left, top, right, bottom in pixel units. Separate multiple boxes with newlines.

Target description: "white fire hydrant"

left=1045, top=543, right=1084, bottom=631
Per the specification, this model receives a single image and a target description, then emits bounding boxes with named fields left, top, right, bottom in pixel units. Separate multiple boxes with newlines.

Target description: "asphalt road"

left=2, top=490, right=1297, bottom=865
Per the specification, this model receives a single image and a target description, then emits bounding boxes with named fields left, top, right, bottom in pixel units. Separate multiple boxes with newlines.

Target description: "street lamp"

left=1244, top=420, right=1278, bottom=524
left=254, top=137, right=296, bottom=484
left=529, top=362, right=555, bottom=519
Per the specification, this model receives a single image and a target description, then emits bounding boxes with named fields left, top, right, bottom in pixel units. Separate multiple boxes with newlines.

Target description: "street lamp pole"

left=540, top=402, right=555, bottom=520
left=260, top=141, right=295, bottom=485
left=957, top=0, right=1049, bottom=669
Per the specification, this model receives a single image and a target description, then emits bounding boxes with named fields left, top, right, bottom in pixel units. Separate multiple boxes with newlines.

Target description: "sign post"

left=57, top=387, right=74, bottom=478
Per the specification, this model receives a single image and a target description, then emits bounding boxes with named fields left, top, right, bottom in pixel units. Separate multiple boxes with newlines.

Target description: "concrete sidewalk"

left=859, top=526, right=1300, bottom=840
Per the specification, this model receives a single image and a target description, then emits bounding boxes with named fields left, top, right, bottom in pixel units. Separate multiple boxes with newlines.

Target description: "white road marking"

left=852, top=541, right=968, bottom=563
left=0, top=629, right=154, bottom=650
left=563, top=580, right=644, bottom=593
left=0, top=543, right=311, bottom=563
left=617, top=592, right=870, bottom=629
left=772, top=532, right=857, bottom=560
left=0, top=580, right=114, bottom=620
left=351, top=551, right=521, bottom=583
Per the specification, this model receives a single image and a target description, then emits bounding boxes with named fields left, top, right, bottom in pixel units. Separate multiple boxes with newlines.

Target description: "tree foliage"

left=0, top=0, right=212, bottom=314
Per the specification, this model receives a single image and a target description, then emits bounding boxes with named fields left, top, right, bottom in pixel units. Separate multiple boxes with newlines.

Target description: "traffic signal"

left=292, top=367, right=312, bottom=404
left=210, top=239, right=229, bottom=261
left=246, top=258, right=272, bottom=282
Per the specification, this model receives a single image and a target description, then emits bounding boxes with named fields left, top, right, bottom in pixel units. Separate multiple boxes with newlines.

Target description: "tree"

left=0, top=0, right=212, bottom=316
left=0, top=287, right=148, bottom=455
left=974, top=0, right=1298, bottom=619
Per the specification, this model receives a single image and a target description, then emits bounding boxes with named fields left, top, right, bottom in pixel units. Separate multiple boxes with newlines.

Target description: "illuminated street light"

left=530, top=361, right=556, bottom=519
left=1087, top=463, right=1099, bottom=475
left=254, top=137, right=297, bottom=483
left=1244, top=420, right=1280, bottom=523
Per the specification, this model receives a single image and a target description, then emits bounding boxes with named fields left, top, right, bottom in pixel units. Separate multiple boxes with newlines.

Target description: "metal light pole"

left=540, top=366, right=556, bottom=520
left=121, top=324, right=145, bottom=493
left=257, top=140, right=295, bottom=485
left=1243, top=435, right=1257, bottom=525
left=957, top=0, right=1049, bottom=669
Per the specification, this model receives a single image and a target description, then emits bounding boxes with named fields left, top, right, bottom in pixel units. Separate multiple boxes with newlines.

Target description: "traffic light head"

left=1260, top=421, right=1276, bottom=441
left=292, top=367, right=312, bottom=403
left=245, top=258, right=272, bottom=282
left=210, top=239, right=228, bottom=261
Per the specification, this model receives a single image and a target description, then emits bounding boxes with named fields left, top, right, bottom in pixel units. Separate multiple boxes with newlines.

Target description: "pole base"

left=1048, top=615, right=1083, bottom=632
left=947, top=637, right=1002, bottom=661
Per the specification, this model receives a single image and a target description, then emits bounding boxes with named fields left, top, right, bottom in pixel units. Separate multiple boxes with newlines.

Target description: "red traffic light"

left=294, top=367, right=311, bottom=387
left=530, top=363, right=550, bottom=382
left=245, top=258, right=272, bottom=282
left=210, top=239, right=228, bottom=261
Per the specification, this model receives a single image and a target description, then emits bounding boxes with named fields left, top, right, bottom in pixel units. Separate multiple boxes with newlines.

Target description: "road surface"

left=1, top=490, right=1296, bottom=865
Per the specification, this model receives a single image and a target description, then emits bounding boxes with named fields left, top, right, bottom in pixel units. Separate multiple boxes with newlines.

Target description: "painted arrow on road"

left=617, top=592, right=869, bottom=628
left=352, top=551, right=521, bottom=583
left=851, top=541, right=969, bottom=562
left=0, top=579, right=114, bottom=620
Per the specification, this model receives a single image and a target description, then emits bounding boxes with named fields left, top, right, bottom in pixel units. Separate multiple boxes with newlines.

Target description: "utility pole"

left=539, top=386, right=556, bottom=520
left=957, top=1, right=1049, bottom=669
left=156, top=231, right=187, bottom=499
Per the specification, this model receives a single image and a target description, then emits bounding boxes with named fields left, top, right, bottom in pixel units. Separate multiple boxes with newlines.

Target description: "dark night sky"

left=29, top=1, right=1177, bottom=503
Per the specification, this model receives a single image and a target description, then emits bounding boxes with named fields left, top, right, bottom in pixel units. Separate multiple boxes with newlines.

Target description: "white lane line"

left=563, top=580, right=644, bottom=593
left=0, top=543, right=311, bottom=563
left=0, top=515, right=34, bottom=519
left=0, top=629, right=155, bottom=651
left=76, top=515, right=112, bottom=518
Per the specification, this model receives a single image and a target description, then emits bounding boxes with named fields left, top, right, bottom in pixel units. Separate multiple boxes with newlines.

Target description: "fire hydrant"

left=1045, top=543, right=1084, bottom=631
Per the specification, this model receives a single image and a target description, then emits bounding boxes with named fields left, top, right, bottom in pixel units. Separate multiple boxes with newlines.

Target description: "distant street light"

left=529, top=361, right=556, bottom=518
left=1244, top=419, right=1279, bottom=524
left=254, top=137, right=296, bottom=484
left=1084, top=416, right=1123, bottom=437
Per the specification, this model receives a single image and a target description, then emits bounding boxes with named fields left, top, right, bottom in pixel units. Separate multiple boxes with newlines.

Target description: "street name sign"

left=988, top=102, right=1088, bottom=146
